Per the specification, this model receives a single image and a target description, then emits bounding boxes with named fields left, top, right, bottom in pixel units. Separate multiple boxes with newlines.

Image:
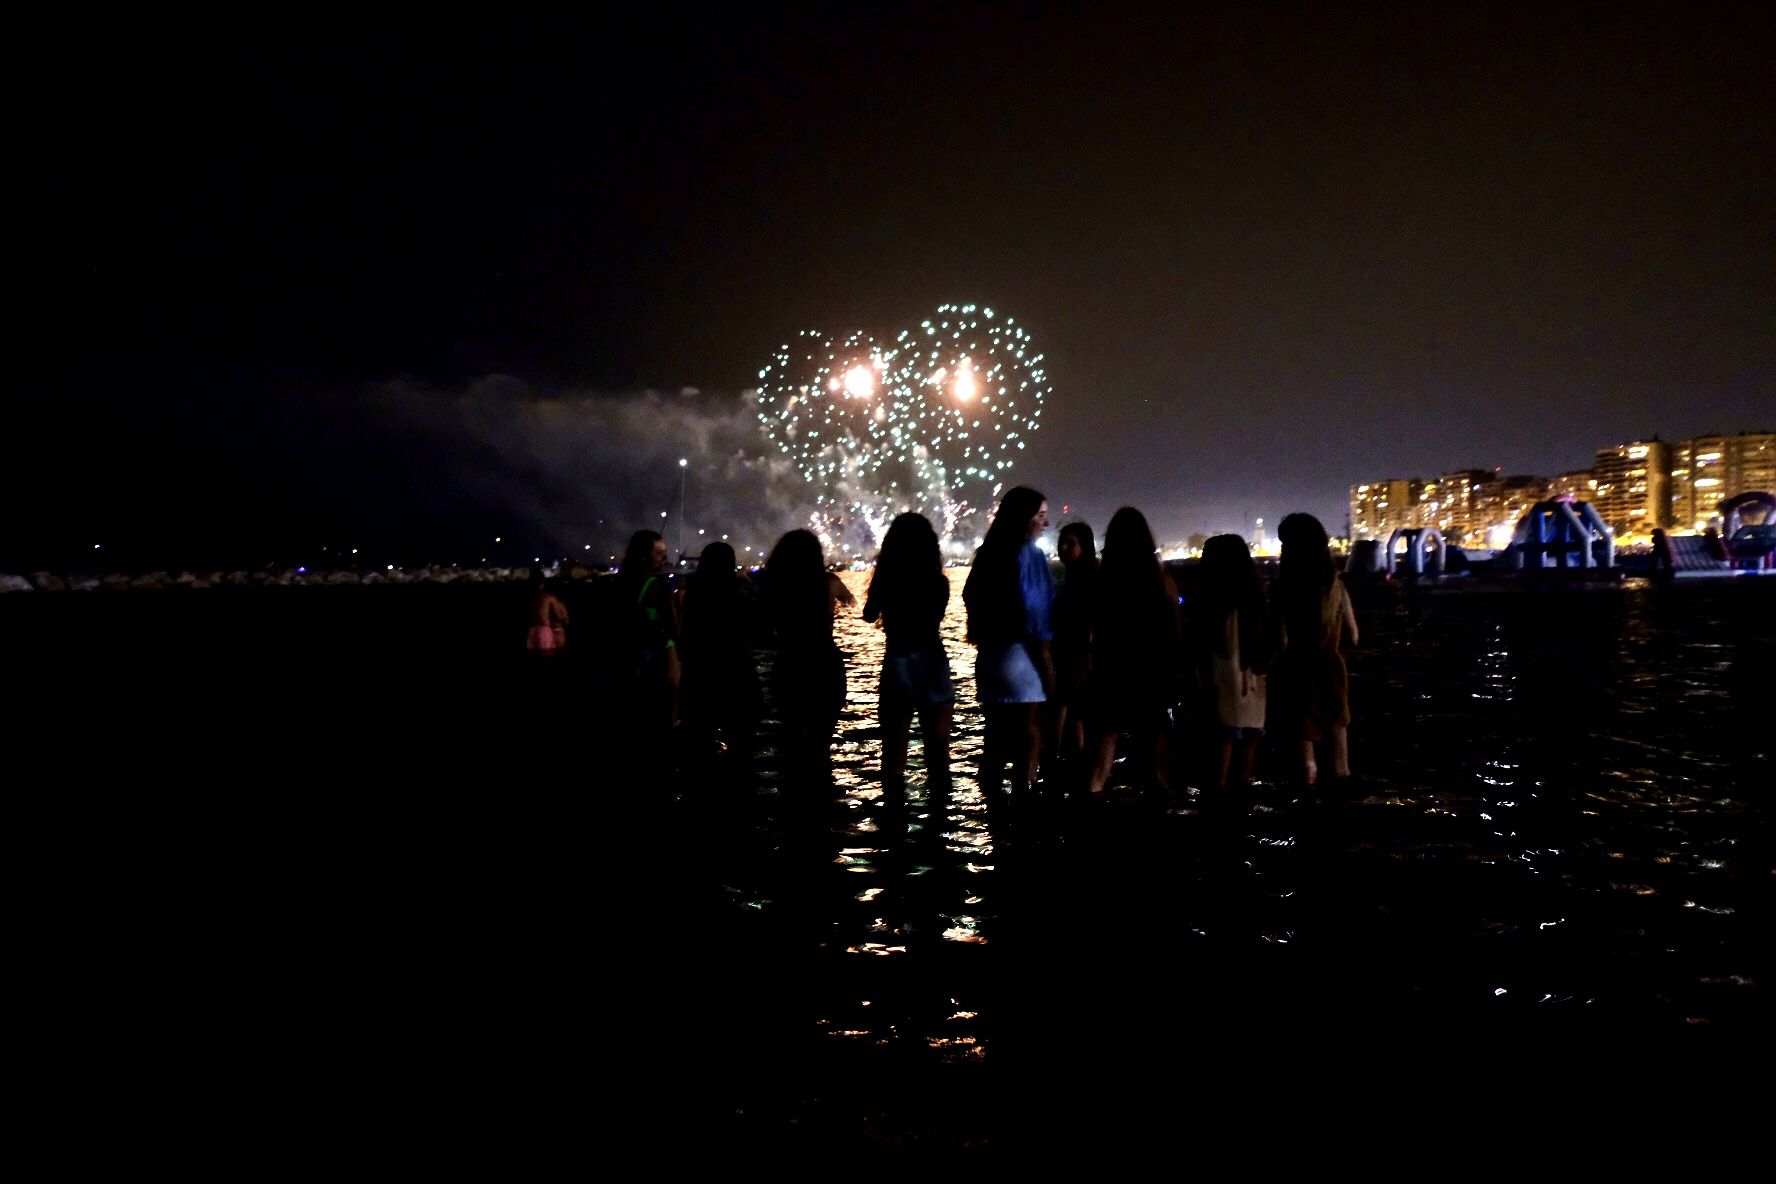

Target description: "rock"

left=29, top=571, right=67, bottom=592
left=102, top=574, right=133, bottom=591
left=0, top=573, right=33, bottom=593
left=132, top=571, right=172, bottom=589
left=324, top=570, right=360, bottom=585
left=68, top=575, right=102, bottom=592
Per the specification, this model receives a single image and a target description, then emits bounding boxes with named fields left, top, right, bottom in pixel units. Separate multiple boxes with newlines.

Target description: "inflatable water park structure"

left=1346, top=490, right=1775, bottom=581
left=1650, top=491, right=1776, bottom=578
left=1347, top=495, right=1616, bottom=579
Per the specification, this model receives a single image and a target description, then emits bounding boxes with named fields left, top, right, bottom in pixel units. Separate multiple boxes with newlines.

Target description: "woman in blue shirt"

left=963, top=486, right=1054, bottom=803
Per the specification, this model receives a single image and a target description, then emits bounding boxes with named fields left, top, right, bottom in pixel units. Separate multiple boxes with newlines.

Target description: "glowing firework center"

left=754, top=305, right=1047, bottom=556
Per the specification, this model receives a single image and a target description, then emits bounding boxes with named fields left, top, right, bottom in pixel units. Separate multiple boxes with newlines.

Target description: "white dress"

left=1209, top=610, right=1266, bottom=731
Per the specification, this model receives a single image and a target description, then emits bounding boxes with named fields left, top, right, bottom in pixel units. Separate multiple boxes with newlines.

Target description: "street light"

left=678, top=458, right=688, bottom=563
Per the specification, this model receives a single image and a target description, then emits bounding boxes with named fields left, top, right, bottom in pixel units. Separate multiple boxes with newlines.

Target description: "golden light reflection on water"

left=743, top=573, right=1769, bottom=1071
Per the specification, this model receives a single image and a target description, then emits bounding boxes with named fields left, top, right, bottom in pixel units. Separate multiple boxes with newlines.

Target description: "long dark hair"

left=687, top=540, right=739, bottom=596
left=621, top=529, right=663, bottom=577
left=965, top=486, right=1045, bottom=645
left=1199, top=533, right=1268, bottom=670
left=1094, top=504, right=1179, bottom=642
left=981, top=486, right=1046, bottom=558
left=682, top=540, right=746, bottom=653
left=1277, top=512, right=1335, bottom=596
left=765, top=529, right=830, bottom=645
left=865, top=512, right=946, bottom=622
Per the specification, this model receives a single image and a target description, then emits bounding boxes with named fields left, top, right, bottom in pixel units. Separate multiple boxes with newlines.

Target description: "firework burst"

left=754, top=305, right=1048, bottom=555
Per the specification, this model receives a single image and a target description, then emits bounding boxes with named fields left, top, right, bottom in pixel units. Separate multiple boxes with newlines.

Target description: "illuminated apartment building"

left=1669, top=432, right=1776, bottom=531
left=1475, top=474, right=1553, bottom=545
left=1349, top=479, right=1415, bottom=540
left=1426, top=469, right=1495, bottom=545
left=1550, top=469, right=1596, bottom=501
left=1591, top=440, right=1670, bottom=540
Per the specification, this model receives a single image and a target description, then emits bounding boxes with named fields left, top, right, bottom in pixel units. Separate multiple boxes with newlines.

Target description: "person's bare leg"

left=1301, top=739, right=1318, bottom=786
left=980, top=707, right=1006, bottom=796
left=1151, top=729, right=1171, bottom=793
left=1014, top=703, right=1041, bottom=794
left=1330, top=725, right=1351, bottom=779
left=1046, top=703, right=1069, bottom=761
left=1237, top=735, right=1260, bottom=785
left=881, top=697, right=912, bottom=800
left=922, top=703, right=953, bottom=788
left=1089, top=729, right=1118, bottom=795
left=1216, top=738, right=1234, bottom=789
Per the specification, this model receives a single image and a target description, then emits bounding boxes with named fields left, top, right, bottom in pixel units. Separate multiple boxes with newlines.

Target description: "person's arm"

left=829, top=572, right=857, bottom=612
left=1341, top=584, right=1359, bottom=648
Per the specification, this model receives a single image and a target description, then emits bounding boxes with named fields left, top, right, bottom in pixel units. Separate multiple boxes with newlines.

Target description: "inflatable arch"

left=1507, top=498, right=1615, bottom=569
left=1719, top=491, right=1775, bottom=538
left=1345, top=538, right=1387, bottom=576
left=1386, top=526, right=1447, bottom=577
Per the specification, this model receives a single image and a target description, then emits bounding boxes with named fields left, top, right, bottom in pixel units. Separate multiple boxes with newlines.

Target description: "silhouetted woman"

left=863, top=512, right=954, bottom=814
left=1194, top=534, right=1270, bottom=788
left=594, top=529, right=680, bottom=745
left=1083, top=507, right=1180, bottom=798
left=1048, top=521, right=1097, bottom=763
left=765, top=529, right=847, bottom=782
left=1270, top=512, right=1358, bottom=785
left=962, top=486, right=1053, bottom=802
left=676, top=540, right=760, bottom=765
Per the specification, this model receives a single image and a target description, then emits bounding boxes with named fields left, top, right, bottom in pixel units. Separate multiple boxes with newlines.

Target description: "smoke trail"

left=373, top=377, right=844, bottom=563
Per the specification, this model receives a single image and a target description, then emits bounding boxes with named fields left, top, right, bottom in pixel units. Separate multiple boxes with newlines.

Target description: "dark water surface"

left=7, top=573, right=1770, bottom=1155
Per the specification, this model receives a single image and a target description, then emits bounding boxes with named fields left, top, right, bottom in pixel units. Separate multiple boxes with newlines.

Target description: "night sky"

left=11, top=2, right=1774, bottom=568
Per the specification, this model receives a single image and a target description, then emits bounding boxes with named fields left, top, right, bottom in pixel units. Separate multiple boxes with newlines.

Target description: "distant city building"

left=1592, top=440, right=1671, bottom=539
left=1669, top=431, right=1776, bottom=532
left=1480, top=474, right=1553, bottom=544
left=1349, top=479, right=1414, bottom=541
left=1349, top=428, right=1771, bottom=551
left=1424, top=469, right=1494, bottom=546
left=1550, top=469, right=1596, bottom=501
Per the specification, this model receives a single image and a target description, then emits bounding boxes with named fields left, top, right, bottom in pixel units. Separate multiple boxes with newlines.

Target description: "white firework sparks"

left=754, top=305, right=1048, bottom=554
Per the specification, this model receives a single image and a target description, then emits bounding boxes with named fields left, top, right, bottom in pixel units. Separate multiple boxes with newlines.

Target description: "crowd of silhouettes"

left=572, top=489, right=1359, bottom=807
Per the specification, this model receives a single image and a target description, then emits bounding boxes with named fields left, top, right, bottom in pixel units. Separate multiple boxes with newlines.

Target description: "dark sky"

left=11, top=1, right=1774, bottom=566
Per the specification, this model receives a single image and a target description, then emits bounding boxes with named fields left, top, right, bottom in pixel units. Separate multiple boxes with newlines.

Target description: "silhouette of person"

left=1270, top=512, right=1358, bottom=785
left=525, top=568, right=569, bottom=653
left=1082, top=507, right=1181, bottom=799
left=765, top=529, right=847, bottom=787
left=962, top=486, right=1054, bottom=805
left=1192, top=534, right=1271, bottom=789
left=862, top=512, right=954, bottom=823
left=675, top=540, right=761, bottom=765
left=1048, top=521, right=1097, bottom=766
left=591, top=529, right=680, bottom=748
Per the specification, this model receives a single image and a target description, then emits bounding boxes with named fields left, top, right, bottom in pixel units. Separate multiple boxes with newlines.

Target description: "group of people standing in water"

left=577, top=484, right=1358, bottom=804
